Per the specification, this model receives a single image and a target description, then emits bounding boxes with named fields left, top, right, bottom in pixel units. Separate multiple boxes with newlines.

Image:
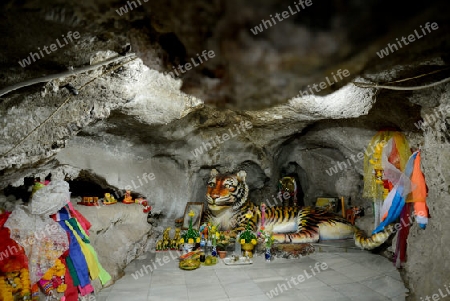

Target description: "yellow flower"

left=13, top=277, right=21, bottom=288
left=56, top=284, right=67, bottom=293
left=211, top=226, right=216, bottom=233
left=55, top=269, right=65, bottom=277
left=245, top=212, right=253, bottom=219
left=240, top=239, right=245, bottom=244
left=188, top=210, right=195, bottom=217
left=179, top=238, right=184, bottom=244
left=216, top=232, right=220, bottom=239
left=251, top=239, right=257, bottom=245
left=41, top=270, right=53, bottom=281
left=196, top=237, right=200, bottom=243
left=188, top=238, right=194, bottom=244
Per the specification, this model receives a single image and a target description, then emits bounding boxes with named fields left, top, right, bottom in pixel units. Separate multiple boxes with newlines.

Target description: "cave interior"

left=0, top=0, right=449, bottom=300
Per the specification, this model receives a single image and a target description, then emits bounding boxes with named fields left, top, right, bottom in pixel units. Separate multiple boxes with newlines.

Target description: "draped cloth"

left=363, top=131, right=412, bottom=230
left=407, top=151, right=429, bottom=228
left=58, top=220, right=93, bottom=295
left=0, top=212, right=28, bottom=273
left=393, top=150, right=428, bottom=268
left=4, top=180, right=71, bottom=284
left=5, top=206, right=69, bottom=284
left=57, top=207, right=111, bottom=291
left=371, top=150, right=429, bottom=268
left=72, top=219, right=111, bottom=285
left=373, top=151, right=424, bottom=234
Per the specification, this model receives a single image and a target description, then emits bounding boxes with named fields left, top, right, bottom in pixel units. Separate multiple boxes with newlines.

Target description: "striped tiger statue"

left=204, top=169, right=391, bottom=250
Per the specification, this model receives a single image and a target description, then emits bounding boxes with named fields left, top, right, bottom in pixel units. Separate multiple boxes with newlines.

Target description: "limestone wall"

left=404, top=86, right=450, bottom=300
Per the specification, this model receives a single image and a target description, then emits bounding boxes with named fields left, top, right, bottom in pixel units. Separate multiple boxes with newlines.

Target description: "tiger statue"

left=205, top=169, right=391, bottom=250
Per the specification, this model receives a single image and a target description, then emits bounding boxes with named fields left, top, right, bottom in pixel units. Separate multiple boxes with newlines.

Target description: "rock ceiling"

left=0, top=0, right=448, bottom=193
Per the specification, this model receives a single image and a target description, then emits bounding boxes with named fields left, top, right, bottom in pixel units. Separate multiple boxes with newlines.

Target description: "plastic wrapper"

left=31, top=181, right=70, bottom=215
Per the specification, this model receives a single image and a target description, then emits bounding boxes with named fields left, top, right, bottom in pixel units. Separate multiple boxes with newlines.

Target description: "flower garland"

left=369, top=140, right=386, bottom=186
left=19, top=268, right=31, bottom=297
left=0, top=268, right=31, bottom=301
left=0, top=275, right=13, bottom=301
left=38, top=258, right=67, bottom=297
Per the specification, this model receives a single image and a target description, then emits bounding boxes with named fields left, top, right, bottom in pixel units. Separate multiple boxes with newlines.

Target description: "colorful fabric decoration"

left=72, top=220, right=111, bottom=285
left=373, top=149, right=421, bottom=233
left=1, top=180, right=110, bottom=300
left=364, top=131, right=411, bottom=195
left=66, top=202, right=92, bottom=236
left=57, top=219, right=93, bottom=293
left=363, top=131, right=411, bottom=228
left=364, top=131, right=429, bottom=267
left=64, top=220, right=100, bottom=281
left=406, top=151, right=429, bottom=228
left=370, top=148, right=429, bottom=267
left=61, top=256, right=78, bottom=301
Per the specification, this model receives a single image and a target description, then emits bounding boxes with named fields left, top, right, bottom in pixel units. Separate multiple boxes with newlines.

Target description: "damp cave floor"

left=95, top=248, right=408, bottom=301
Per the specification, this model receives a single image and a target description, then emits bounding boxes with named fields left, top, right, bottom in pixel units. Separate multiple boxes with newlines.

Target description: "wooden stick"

left=341, top=197, right=345, bottom=218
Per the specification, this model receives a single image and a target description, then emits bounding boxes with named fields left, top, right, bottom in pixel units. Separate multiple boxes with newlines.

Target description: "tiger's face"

left=279, top=177, right=296, bottom=196
left=206, top=169, right=248, bottom=216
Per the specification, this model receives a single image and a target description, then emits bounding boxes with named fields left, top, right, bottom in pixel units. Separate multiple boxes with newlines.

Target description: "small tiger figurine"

left=346, top=206, right=364, bottom=225
left=204, top=169, right=391, bottom=250
left=278, top=177, right=298, bottom=207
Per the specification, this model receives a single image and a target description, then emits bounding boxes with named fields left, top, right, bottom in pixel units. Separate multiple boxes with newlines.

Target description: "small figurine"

left=346, top=206, right=364, bottom=225
left=156, top=240, right=163, bottom=251
left=135, top=197, right=152, bottom=213
left=162, top=227, right=171, bottom=250
left=103, top=193, right=117, bottom=205
left=278, top=177, right=298, bottom=207
left=122, top=190, right=134, bottom=204
left=171, top=228, right=181, bottom=250
left=78, top=196, right=99, bottom=206
left=156, top=227, right=172, bottom=251
left=162, top=240, right=170, bottom=250
left=199, top=224, right=209, bottom=240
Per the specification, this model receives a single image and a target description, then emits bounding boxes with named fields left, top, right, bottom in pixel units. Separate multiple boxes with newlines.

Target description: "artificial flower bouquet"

left=206, top=221, right=220, bottom=246
left=257, top=228, right=275, bottom=248
left=240, top=211, right=257, bottom=245
left=179, top=210, right=200, bottom=245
